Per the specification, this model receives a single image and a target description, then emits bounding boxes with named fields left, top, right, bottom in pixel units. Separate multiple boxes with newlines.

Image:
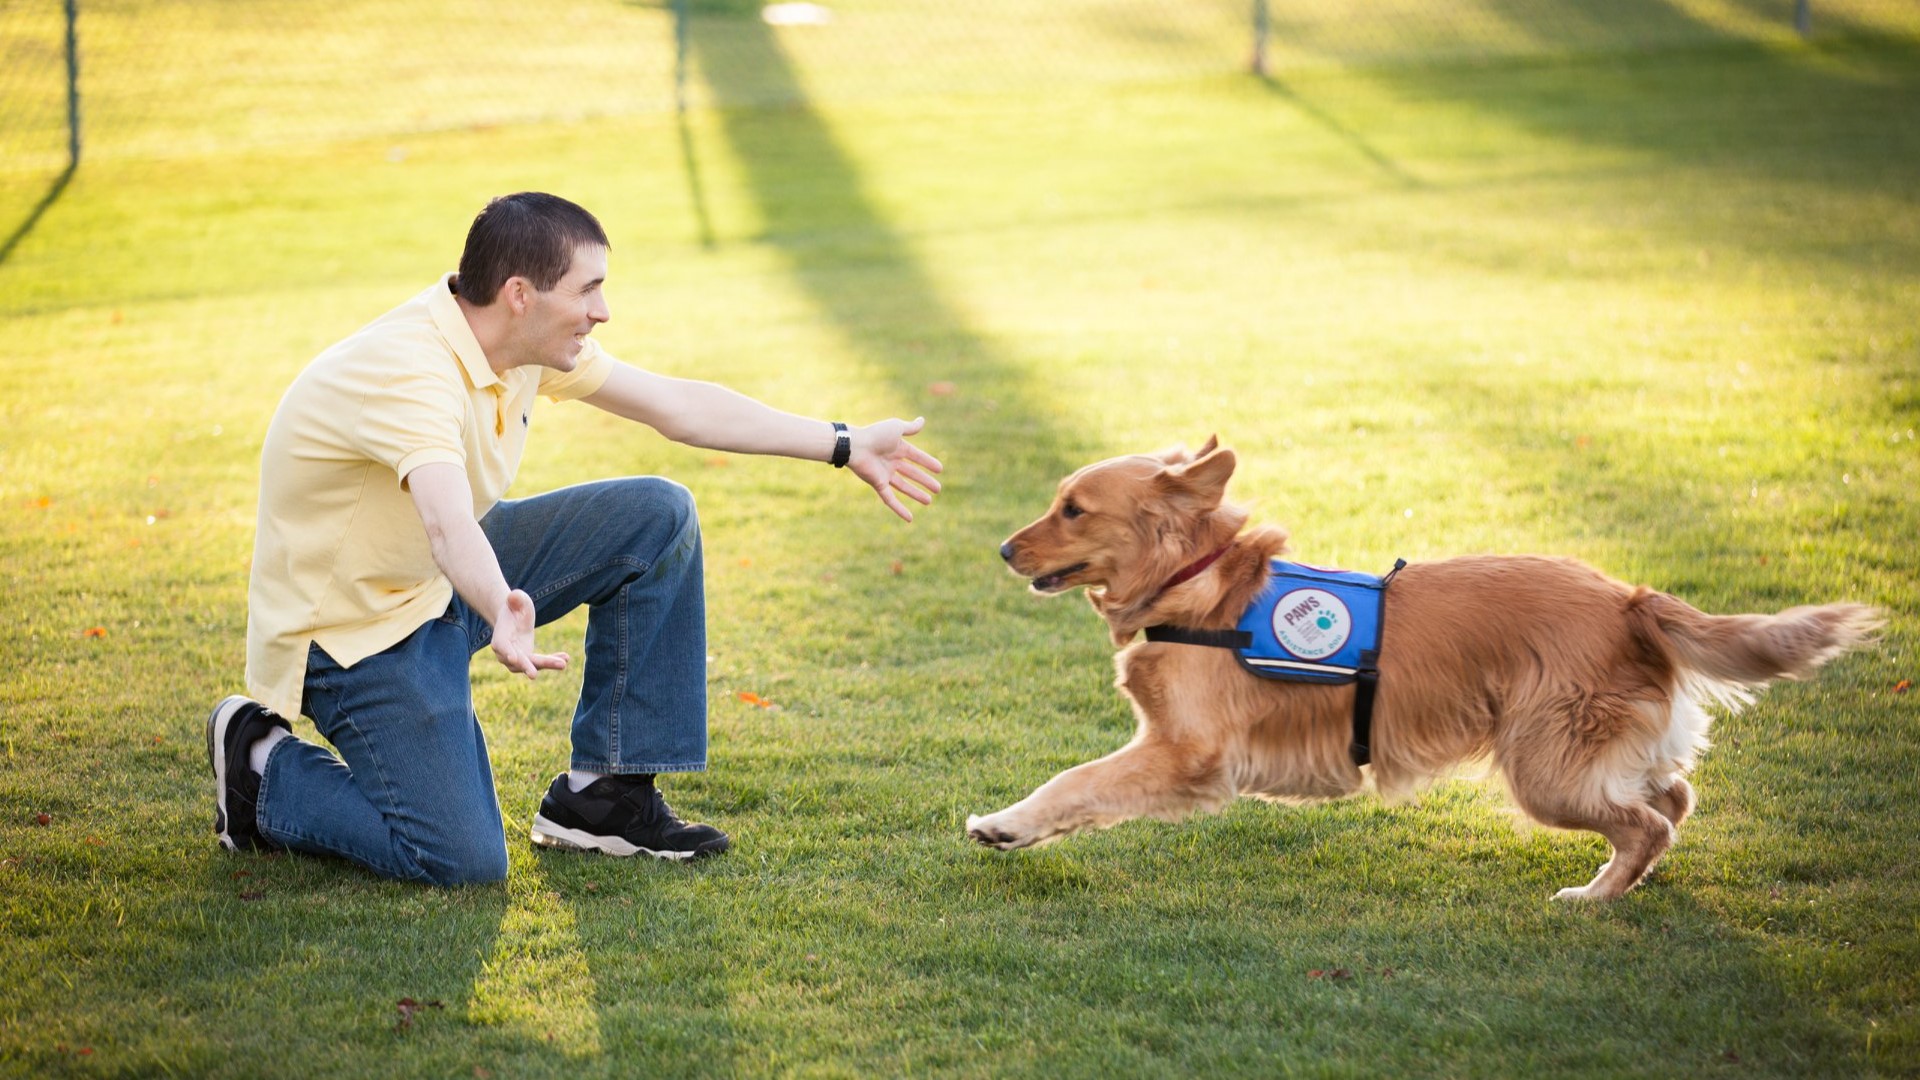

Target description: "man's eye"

left=1062, top=503, right=1084, bottom=520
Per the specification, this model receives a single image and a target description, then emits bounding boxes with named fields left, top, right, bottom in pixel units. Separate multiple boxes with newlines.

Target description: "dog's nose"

left=999, top=541, right=1016, bottom=563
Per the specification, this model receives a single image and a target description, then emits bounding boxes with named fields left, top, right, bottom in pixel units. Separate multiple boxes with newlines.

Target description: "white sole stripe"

left=529, top=815, right=699, bottom=861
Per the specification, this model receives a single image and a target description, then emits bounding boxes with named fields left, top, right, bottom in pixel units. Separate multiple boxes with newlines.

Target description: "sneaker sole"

left=206, top=695, right=253, bottom=853
left=529, top=814, right=727, bottom=861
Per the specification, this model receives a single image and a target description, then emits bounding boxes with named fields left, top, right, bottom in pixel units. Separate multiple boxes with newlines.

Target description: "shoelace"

left=617, top=782, right=673, bottom=825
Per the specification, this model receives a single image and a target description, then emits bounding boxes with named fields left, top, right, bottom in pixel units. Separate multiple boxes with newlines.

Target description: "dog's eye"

left=1061, top=502, right=1084, bottom=520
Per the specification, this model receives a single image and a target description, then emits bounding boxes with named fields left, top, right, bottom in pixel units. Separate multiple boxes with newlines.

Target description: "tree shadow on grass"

left=681, top=12, right=1085, bottom=490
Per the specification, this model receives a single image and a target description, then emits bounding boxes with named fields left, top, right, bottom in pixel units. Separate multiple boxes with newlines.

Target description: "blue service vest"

left=1233, top=560, right=1389, bottom=684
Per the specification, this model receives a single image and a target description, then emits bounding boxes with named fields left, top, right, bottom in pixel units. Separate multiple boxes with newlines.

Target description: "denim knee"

left=621, top=476, right=697, bottom=542
left=413, top=835, right=509, bottom=887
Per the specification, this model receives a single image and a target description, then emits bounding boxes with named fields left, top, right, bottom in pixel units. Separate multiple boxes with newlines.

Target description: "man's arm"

left=407, top=462, right=569, bottom=679
left=581, top=363, right=944, bottom=521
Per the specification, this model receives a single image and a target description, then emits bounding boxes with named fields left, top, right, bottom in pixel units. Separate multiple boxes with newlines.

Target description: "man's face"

left=518, top=243, right=610, bottom=372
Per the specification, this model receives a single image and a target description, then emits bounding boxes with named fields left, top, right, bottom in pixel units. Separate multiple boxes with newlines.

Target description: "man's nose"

left=999, top=541, right=1015, bottom=562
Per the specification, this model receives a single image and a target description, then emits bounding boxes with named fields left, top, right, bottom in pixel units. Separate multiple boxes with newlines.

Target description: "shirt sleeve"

left=537, top=338, right=616, bottom=403
left=346, top=366, right=470, bottom=487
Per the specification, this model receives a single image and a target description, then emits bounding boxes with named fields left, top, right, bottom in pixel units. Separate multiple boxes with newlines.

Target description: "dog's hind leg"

left=1648, top=777, right=1694, bottom=827
left=966, top=739, right=1230, bottom=850
left=1543, top=802, right=1675, bottom=901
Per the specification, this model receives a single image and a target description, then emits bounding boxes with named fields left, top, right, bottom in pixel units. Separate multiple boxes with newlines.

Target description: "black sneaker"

left=530, top=773, right=730, bottom=861
left=206, top=695, right=291, bottom=853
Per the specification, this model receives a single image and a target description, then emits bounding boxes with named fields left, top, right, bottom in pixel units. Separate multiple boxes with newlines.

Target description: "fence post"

left=65, top=0, right=81, bottom=167
left=1795, top=0, right=1811, bottom=37
left=1249, top=0, right=1270, bottom=76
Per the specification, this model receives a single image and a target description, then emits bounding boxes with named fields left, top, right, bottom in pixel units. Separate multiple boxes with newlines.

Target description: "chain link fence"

left=4, top=0, right=1918, bottom=243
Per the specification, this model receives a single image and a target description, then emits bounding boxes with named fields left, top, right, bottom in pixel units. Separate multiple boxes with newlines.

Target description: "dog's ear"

left=1153, top=434, right=1220, bottom=466
left=1159, top=447, right=1236, bottom=508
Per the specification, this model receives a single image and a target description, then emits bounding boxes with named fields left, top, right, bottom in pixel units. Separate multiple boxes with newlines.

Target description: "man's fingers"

left=498, top=647, right=538, bottom=680
left=897, top=462, right=941, bottom=493
left=890, top=473, right=935, bottom=505
left=878, top=486, right=913, bottom=522
left=906, top=444, right=943, bottom=473
left=532, top=651, right=571, bottom=671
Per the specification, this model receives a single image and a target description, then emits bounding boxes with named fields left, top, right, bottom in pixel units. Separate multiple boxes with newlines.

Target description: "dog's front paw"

left=966, top=810, right=1038, bottom=851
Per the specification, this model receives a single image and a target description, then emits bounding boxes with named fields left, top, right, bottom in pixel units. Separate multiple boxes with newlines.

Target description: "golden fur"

left=968, top=438, right=1879, bottom=900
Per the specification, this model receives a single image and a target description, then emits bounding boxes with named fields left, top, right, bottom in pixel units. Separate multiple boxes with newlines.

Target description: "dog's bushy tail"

left=1630, top=590, right=1880, bottom=710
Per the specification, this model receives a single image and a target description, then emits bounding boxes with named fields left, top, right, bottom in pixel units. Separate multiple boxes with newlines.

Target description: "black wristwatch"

left=829, top=422, right=851, bottom=468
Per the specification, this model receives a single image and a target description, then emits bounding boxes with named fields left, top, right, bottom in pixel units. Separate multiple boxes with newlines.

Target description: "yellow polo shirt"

left=245, top=274, right=614, bottom=719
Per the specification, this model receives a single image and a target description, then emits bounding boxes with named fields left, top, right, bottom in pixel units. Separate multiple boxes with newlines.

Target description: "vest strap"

left=1350, top=649, right=1381, bottom=766
left=1143, top=626, right=1252, bottom=649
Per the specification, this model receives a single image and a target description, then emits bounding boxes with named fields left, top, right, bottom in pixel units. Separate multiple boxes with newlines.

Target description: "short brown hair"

left=453, top=193, right=610, bottom=305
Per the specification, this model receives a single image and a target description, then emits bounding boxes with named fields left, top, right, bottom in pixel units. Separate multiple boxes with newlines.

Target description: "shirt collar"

left=428, top=272, right=501, bottom=390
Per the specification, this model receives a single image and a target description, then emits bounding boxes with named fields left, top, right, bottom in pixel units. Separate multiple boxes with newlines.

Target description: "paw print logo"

left=1315, top=610, right=1340, bottom=632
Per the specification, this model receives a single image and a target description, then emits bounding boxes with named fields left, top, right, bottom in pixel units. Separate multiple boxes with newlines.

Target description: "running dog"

left=969, top=438, right=1877, bottom=900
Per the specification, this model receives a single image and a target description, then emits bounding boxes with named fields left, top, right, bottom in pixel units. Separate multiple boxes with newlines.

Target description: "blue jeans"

left=254, top=477, right=708, bottom=885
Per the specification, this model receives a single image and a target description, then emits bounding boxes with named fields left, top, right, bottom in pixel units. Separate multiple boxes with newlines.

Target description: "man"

left=208, top=192, right=943, bottom=885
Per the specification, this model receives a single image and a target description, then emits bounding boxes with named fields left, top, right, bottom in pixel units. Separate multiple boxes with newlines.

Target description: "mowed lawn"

left=2, top=28, right=1918, bottom=1080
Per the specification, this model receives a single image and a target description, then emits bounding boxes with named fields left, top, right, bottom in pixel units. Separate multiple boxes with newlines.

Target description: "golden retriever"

left=968, top=438, right=1878, bottom=900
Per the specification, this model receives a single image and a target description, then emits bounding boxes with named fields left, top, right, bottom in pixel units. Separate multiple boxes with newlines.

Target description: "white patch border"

left=1269, top=587, right=1353, bottom=660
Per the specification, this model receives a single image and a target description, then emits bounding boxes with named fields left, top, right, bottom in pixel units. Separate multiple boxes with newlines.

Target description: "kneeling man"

left=210, top=192, right=942, bottom=884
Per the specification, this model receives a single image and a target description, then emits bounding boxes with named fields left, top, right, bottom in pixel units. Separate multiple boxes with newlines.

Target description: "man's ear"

left=501, top=276, right=533, bottom=315
left=1159, top=447, right=1236, bottom=508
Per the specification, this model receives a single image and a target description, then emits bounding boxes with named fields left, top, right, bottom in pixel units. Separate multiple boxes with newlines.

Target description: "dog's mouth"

left=1029, top=563, right=1089, bottom=593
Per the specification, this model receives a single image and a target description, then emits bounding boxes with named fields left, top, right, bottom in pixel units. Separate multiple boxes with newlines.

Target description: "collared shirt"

left=245, top=274, right=614, bottom=719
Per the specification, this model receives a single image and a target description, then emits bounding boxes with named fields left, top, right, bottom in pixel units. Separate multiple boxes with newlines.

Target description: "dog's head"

left=999, top=435, right=1244, bottom=612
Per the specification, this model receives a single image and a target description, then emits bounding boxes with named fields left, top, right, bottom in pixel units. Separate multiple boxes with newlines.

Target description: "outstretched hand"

left=849, top=417, right=944, bottom=522
left=490, top=589, right=571, bottom=679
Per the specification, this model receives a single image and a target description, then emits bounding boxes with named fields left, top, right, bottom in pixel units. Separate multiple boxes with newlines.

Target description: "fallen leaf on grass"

left=239, top=890, right=265, bottom=901
left=231, top=870, right=253, bottom=880
left=1307, top=968, right=1353, bottom=981
left=83, top=835, right=105, bottom=846
left=1895, top=679, right=1911, bottom=694
left=737, top=692, right=774, bottom=708
left=889, top=559, right=904, bottom=575
left=34, top=813, right=50, bottom=826
left=32, top=496, right=51, bottom=510
left=82, top=627, right=107, bottom=639
left=705, top=456, right=729, bottom=468
left=928, top=381, right=957, bottom=397
left=395, top=997, right=444, bottom=1030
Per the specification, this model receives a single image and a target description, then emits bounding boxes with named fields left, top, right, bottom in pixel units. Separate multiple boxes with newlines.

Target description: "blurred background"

left=8, top=0, right=1919, bottom=226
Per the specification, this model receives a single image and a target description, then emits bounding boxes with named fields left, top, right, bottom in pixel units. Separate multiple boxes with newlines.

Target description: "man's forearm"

left=423, top=512, right=512, bottom=626
left=586, top=367, right=839, bottom=461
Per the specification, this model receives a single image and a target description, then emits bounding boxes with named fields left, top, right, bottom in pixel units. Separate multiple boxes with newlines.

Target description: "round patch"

left=1270, top=588, right=1352, bottom=660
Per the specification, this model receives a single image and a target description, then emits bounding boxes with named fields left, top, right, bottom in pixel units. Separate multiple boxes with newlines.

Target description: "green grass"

left=3, top=20, right=1920, bottom=1080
